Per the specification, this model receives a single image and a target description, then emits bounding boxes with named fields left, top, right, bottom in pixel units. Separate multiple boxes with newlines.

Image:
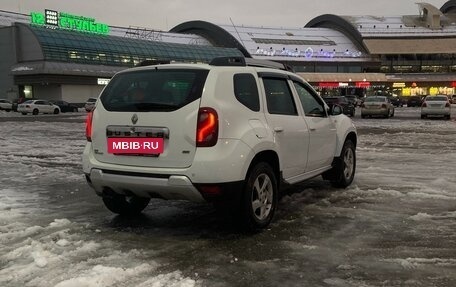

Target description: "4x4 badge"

left=131, top=113, right=138, bottom=125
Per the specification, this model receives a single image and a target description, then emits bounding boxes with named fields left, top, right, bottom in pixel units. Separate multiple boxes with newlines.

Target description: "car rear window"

left=365, top=97, right=385, bottom=102
left=100, top=69, right=209, bottom=112
left=426, top=96, right=447, bottom=101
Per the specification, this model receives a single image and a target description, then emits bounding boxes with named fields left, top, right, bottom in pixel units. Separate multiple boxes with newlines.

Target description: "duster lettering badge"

left=107, top=138, right=164, bottom=154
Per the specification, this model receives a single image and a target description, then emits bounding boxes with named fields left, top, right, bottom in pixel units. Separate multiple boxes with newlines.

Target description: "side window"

left=233, top=73, right=260, bottom=111
left=263, top=78, right=297, bottom=116
left=293, top=81, right=326, bottom=117
left=35, top=100, right=44, bottom=105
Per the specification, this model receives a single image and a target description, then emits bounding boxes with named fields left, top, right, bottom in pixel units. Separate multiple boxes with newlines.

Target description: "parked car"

left=322, top=96, right=355, bottom=117
left=0, top=99, right=12, bottom=111
left=406, top=96, right=422, bottom=107
left=83, top=56, right=357, bottom=230
left=451, top=95, right=456, bottom=104
left=421, top=95, right=451, bottom=119
left=361, top=96, right=395, bottom=118
left=388, top=96, right=404, bottom=107
left=344, top=95, right=359, bottom=107
left=50, top=100, right=79, bottom=113
left=84, top=97, right=97, bottom=112
left=17, top=100, right=60, bottom=115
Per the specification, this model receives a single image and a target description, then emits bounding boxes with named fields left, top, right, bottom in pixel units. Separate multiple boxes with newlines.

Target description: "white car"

left=361, top=96, right=395, bottom=118
left=84, top=97, right=97, bottom=112
left=0, top=99, right=12, bottom=111
left=17, top=100, right=60, bottom=115
left=421, top=95, right=451, bottom=119
left=83, top=57, right=357, bottom=229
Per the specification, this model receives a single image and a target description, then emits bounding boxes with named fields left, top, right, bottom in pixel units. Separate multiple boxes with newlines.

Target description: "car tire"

left=445, top=115, right=451, bottom=120
left=53, top=108, right=60, bottom=114
left=323, top=139, right=356, bottom=188
left=391, top=110, right=395, bottom=117
left=361, top=114, right=366, bottom=119
left=32, top=109, right=39, bottom=115
left=102, top=192, right=150, bottom=215
left=240, top=162, right=278, bottom=230
left=421, top=114, right=426, bottom=119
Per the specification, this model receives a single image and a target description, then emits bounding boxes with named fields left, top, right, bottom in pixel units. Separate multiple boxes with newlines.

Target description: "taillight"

left=381, top=104, right=387, bottom=109
left=85, top=110, right=94, bottom=142
left=445, top=102, right=451, bottom=108
left=196, top=107, right=218, bottom=147
left=422, top=102, right=427, bottom=108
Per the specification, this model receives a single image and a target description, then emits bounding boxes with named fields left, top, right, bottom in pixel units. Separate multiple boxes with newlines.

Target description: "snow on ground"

left=0, top=117, right=198, bottom=287
left=0, top=186, right=198, bottom=287
left=1, top=108, right=456, bottom=286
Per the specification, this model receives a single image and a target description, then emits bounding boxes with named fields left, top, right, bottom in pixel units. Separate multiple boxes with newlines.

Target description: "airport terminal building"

left=1, top=1, right=456, bottom=103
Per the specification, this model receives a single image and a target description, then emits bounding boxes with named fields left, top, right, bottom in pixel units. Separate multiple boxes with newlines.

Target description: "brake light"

left=422, top=102, right=427, bottom=108
left=85, top=110, right=94, bottom=142
left=196, top=107, right=218, bottom=147
left=445, top=102, right=451, bottom=108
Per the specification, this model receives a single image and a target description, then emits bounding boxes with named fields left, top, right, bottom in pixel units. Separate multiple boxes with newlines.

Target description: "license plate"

left=107, top=138, right=164, bottom=155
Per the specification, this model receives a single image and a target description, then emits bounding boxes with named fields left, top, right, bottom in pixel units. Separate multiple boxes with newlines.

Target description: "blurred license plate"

left=107, top=138, right=164, bottom=155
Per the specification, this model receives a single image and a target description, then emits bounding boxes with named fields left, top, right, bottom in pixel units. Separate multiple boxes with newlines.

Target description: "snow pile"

left=0, top=188, right=198, bottom=287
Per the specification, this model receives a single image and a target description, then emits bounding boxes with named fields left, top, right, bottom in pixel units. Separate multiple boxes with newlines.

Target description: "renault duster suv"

left=83, top=57, right=357, bottom=229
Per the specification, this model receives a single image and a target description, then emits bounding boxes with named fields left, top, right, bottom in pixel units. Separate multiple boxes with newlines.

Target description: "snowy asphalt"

left=0, top=108, right=455, bottom=287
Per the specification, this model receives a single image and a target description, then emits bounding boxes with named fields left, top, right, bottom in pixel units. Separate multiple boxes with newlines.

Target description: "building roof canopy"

left=19, top=23, right=243, bottom=69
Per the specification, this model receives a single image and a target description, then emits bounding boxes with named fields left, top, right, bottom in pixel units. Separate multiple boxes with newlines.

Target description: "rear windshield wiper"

left=134, top=102, right=178, bottom=111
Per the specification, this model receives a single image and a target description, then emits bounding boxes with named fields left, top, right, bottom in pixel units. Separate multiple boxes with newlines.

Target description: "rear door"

left=291, top=80, right=337, bottom=172
left=260, top=74, right=309, bottom=179
left=90, top=67, right=209, bottom=168
left=34, top=100, right=46, bottom=113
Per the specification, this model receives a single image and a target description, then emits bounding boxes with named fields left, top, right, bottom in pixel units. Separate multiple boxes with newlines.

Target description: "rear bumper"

left=87, top=168, right=206, bottom=202
left=85, top=169, right=244, bottom=203
left=421, top=107, right=450, bottom=116
left=361, top=108, right=388, bottom=116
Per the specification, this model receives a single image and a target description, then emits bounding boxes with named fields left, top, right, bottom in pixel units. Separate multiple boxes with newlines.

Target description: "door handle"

left=273, top=127, right=284, bottom=132
left=309, top=128, right=316, bottom=132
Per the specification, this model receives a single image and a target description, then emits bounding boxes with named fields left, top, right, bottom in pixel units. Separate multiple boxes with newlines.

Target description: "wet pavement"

left=0, top=108, right=455, bottom=287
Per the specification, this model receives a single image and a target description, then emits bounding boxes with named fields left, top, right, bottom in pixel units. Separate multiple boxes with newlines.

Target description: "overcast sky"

left=1, top=0, right=449, bottom=31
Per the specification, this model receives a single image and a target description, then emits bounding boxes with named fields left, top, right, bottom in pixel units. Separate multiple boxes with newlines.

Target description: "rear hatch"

left=364, top=97, right=385, bottom=109
left=90, top=67, right=209, bottom=168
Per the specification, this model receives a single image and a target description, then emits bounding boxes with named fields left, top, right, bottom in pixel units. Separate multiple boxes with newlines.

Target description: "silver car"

left=361, top=96, right=394, bottom=118
left=421, top=95, right=451, bottom=119
left=84, top=97, right=97, bottom=112
left=0, top=99, right=12, bottom=111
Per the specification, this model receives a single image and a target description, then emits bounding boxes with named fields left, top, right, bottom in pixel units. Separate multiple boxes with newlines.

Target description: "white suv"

left=83, top=57, right=357, bottom=229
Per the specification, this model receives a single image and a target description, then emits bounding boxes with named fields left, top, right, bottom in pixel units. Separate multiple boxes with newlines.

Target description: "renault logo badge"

left=131, top=114, right=138, bottom=125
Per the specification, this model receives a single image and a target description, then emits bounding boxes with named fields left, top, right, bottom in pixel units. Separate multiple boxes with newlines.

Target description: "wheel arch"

left=336, top=131, right=357, bottom=156
left=246, top=150, right=280, bottom=188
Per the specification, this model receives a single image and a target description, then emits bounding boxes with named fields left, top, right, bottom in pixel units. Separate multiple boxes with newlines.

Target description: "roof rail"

left=209, top=56, right=293, bottom=72
left=209, top=56, right=246, bottom=66
left=136, top=59, right=171, bottom=67
left=245, top=58, right=291, bottom=71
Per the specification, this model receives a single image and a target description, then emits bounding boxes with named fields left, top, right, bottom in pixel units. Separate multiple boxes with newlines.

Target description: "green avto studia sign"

left=30, top=9, right=109, bottom=35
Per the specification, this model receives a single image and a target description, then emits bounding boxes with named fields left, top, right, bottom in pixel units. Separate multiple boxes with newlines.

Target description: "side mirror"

left=330, top=104, right=343, bottom=116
